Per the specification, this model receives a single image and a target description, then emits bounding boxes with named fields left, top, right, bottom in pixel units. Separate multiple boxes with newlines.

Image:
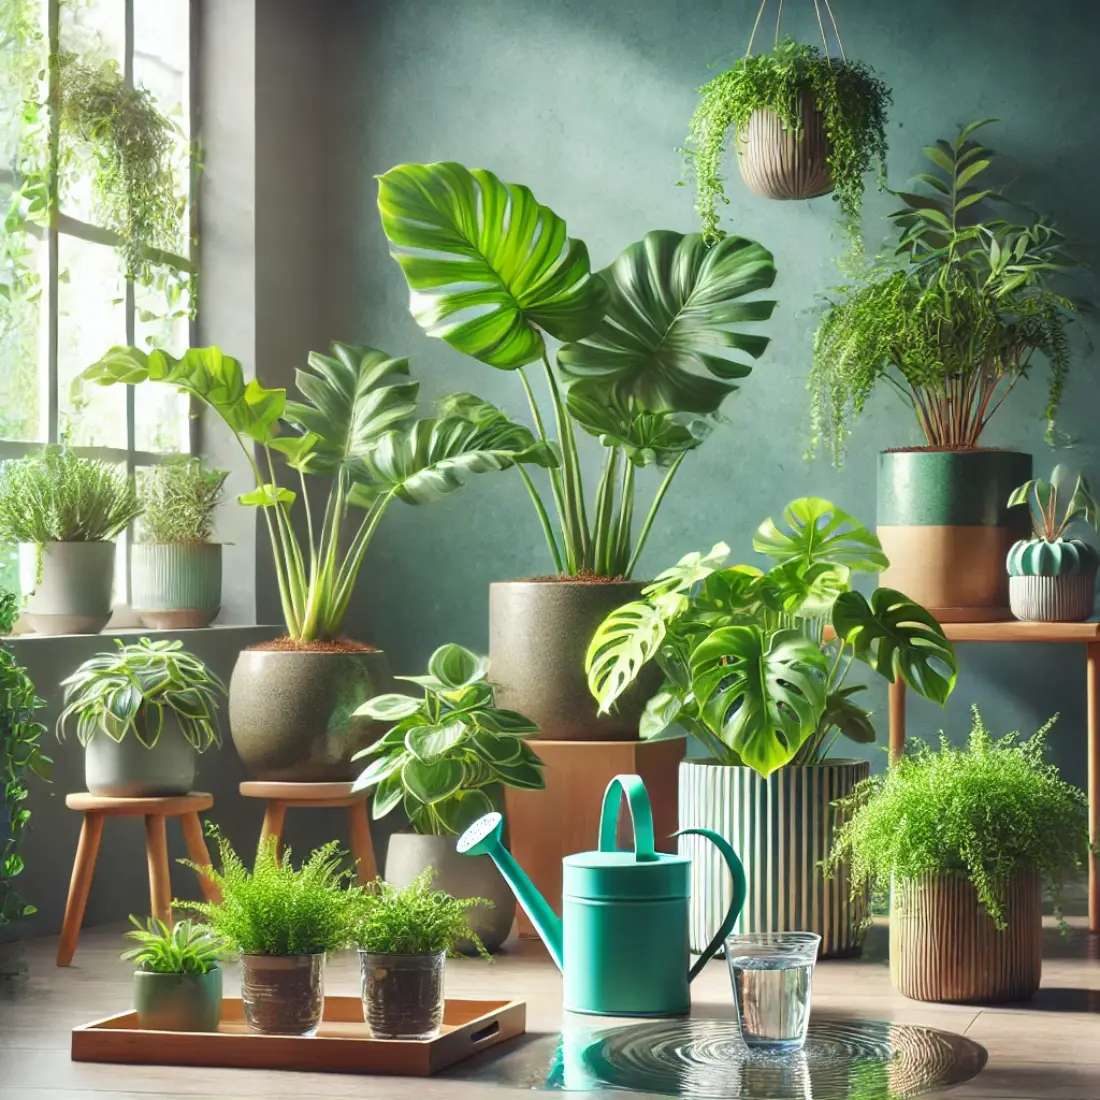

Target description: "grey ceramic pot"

left=384, top=832, right=515, bottom=953
left=132, top=542, right=222, bottom=629
left=133, top=966, right=222, bottom=1032
left=229, top=649, right=395, bottom=782
left=488, top=580, right=658, bottom=741
left=18, top=540, right=115, bottom=635
left=84, top=714, right=197, bottom=797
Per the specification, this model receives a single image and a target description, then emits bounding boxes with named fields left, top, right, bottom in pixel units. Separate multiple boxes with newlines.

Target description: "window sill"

left=3, top=623, right=280, bottom=647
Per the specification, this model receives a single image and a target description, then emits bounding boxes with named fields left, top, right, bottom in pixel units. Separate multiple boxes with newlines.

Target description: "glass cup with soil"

left=360, top=950, right=446, bottom=1040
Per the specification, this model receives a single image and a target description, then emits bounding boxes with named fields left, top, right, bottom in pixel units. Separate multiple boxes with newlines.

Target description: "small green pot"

left=133, top=966, right=222, bottom=1032
left=131, top=542, right=222, bottom=629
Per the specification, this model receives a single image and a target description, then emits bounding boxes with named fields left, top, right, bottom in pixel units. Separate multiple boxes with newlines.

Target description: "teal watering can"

left=457, top=773, right=746, bottom=1017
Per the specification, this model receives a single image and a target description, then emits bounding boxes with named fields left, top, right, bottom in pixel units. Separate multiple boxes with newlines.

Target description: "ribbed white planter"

left=736, top=92, right=834, bottom=201
left=679, top=759, right=868, bottom=958
left=18, top=541, right=115, bottom=635
left=132, top=542, right=222, bottom=629
left=1009, top=574, right=1096, bottom=622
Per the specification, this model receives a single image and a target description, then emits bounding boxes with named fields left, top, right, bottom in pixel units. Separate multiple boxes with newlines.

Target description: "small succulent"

left=1008, top=465, right=1100, bottom=577
left=122, top=916, right=224, bottom=974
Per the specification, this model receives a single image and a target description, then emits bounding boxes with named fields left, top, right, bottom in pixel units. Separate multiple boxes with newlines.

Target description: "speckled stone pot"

left=229, top=650, right=395, bottom=781
left=489, top=580, right=658, bottom=741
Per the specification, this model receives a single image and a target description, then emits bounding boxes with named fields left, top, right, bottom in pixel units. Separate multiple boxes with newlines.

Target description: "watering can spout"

left=457, top=812, right=563, bottom=970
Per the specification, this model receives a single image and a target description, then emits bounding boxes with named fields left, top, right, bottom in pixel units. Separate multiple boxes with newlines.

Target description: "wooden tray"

left=71, top=996, right=526, bottom=1076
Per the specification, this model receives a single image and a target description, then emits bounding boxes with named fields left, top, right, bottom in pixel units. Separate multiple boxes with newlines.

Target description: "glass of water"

left=725, top=932, right=821, bottom=1052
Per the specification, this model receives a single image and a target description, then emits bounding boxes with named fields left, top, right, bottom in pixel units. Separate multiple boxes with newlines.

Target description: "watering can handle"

left=597, top=774, right=657, bottom=861
left=675, top=827, right=747, bottom=982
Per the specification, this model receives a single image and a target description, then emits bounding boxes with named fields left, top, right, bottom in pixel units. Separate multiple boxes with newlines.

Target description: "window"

left=0, top=0, right=197, bottom=603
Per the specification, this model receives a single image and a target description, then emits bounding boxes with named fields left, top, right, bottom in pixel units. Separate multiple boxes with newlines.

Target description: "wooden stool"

left=239, top=782, right=377, bottom=884
left=58, top=792, right=220, bottom=967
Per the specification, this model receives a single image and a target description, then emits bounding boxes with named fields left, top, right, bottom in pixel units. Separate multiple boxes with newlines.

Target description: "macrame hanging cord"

left=744, top=0, right=847, bottom=60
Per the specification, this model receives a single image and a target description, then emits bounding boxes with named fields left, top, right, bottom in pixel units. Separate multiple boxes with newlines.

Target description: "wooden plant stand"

left=58, top=792, right=219, bottom=967
left=239, top=782, right=377, bottom=883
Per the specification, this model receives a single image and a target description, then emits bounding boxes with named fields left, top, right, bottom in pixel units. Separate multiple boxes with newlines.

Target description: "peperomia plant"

left=586, top=498, right=958, bottom=776
left=378, top=161, right=777, bottom=578
left=1008, top=465, right=1098, bottom=544
left=352, top=643, right=544, bottom=835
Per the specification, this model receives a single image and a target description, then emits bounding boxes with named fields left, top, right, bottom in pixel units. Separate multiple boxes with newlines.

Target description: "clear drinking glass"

left=725, top=932, right=821, bottom=1052
left=360, top=950, right=446, bottom=1040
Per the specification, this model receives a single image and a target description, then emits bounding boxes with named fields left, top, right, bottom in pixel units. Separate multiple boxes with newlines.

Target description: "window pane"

left=0, top=229, right=45, bottom=442
left=133, top=270, right=190, bottom=452
left=135, top=0, right=189, bottom=137
left=58, top=235, right=127, bottom=446
left=60, top=0, right=124, bottom=64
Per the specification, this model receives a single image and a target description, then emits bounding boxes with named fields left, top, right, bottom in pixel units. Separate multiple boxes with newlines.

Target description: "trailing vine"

left=684, top=38, right=890, bottom=254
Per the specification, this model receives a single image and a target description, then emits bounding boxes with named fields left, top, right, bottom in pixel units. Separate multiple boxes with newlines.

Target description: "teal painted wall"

left=320, top=2, right=1098, bottom=773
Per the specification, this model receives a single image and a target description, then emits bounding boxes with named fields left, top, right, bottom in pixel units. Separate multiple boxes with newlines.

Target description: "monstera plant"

left=378, top=160, right=778, bottom=742
left=585, top=498, right=958, bottom=958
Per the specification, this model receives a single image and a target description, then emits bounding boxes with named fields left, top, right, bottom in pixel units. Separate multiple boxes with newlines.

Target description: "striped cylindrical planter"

left=736, top=92, right=833, bottom=201
left=1009, top=574, right=1096, bottom=622
left=131, top=542, right=222, bottom=629
left=678, top=759, right=869, bottom=959
left=890, top=870, right=1041, bottom=1003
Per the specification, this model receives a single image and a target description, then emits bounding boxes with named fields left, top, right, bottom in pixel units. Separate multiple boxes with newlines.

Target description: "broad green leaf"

left=1064, top=472, right=1098, bottom=530
left=475, top=708, right=540, bottom=736
left=434, top=790, right=496, bottom=835
left=469, top=729, right=525, bottom=767
left=955, top=159, right=991, bottom=190
left=690, top=626, right=827, bottom=777
left=586, top=599, right=666, bottom=713
left=832, top=588, right=957, bottom=705
left=821, top=687, right=876, bottom=744
left=238, top=483, right=296, bottom=511
left=377, top=161, right=606, bottom=369
left=371, top=771, right=404, bottom=818
left=639, top=690, right=686, bottom=740
left=922, top=144, right=955, bottom=173
left=558, top=230, right=777, bottom=415
left=428, top=644, right=489, bottom=690
left=955, top=189, right=996, bottom=213
left=351, top=752, right=402, bottom=793
left=353, top=693, right=423, bottom=720
left=760, top=561, right=851, bottom=620
left=957, top=117, right=998, bottom=143
left=643, top=543, right=731, bottom=598
left=405, top=720, right=467, bottom=761
left=686, top=565, right=766, bottom=628
left=401, top=756, right=465, bottom=804
left=753, top=498, right=888, bottom=572
left=493, top=759, right=546, bottom=790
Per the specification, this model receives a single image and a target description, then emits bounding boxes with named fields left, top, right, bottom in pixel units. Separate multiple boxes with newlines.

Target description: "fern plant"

left=139, top=459, right=228, bottom=544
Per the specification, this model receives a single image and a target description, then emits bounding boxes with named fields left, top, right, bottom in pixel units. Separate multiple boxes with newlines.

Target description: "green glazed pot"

left=133, top=966, right=222, bottom=1032
left=1007, top=537, right=1100, bottom=577
left=131, top=542, right=222, bottom=629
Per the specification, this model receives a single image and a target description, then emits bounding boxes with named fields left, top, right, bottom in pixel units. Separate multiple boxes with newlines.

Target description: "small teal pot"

left=1007, top=537, right=1099, bottom=622
left=131, top=542, right=222, bottom=629
left=133, top=966, right=222, bottom=1032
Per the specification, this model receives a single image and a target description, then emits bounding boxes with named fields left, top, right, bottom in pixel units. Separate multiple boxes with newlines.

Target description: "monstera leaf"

left=586, top=600, right=667, bottom=713
left=557, top=231, right=777, bottom=415
left=349, top=400, right=556, bottom=507
left=760, top=560, right=852, bottom=620
left=832, top=588, right=957, bottom=704
left=821, top=686, right=877, bottom=744
left=690, top=626, right=827, bottom=776
left=643, top=543, right=732, bottom=598
left=377, top=161, right=606, bottom=369
left=753, top=498, right=888, bottom=573
left=278, top=343, right=420, bottom=476
left=82, top=346, right=285, bottom=443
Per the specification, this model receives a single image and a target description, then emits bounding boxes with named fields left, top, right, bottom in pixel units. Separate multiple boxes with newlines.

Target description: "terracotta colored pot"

left=488, top=580, right=658, bottom=741
left=131, top=542, right=222, bottom=629
left=736, top=91, right=833, bottom=201
left=229, top=650, right=394, bottom=781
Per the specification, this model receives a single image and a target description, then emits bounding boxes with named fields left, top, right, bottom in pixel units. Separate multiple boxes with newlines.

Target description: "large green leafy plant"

left=81, top=343, right=553, bottom=642
left=586, top=498, right=957, bottom=776
left=378, top=161, right=777, bottom=577
left=827, top=708, right=1089, bottom=930
left=811, top=120, right=1079, bottom=462
left=352, top=643, right=543, bottom=836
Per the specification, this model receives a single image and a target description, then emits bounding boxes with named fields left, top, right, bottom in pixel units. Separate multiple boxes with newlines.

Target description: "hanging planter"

left=684, top=2, right=890, bottom=252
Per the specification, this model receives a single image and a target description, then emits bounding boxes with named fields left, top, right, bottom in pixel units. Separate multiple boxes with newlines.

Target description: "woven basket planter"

left=736, top=92, right=833, bottom=201
left=890, top=870, right=1042, bottom=1003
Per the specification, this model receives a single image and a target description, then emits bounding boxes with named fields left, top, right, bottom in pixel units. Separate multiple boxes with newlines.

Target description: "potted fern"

left=353, top=643, right=543, bottom=952
left=132, top=458, right=229, bottom=629
left=122, top=916, right=225, bottom=1032
left=0, top=448, right=141, bottom=634
left=828, top=708, right=1089, bottom=1003
left=183, top=834, right=363, bottom=1036
left=353, top=870, right=489, bottom=1041
left=1007, top=466, right=1099, bottom=622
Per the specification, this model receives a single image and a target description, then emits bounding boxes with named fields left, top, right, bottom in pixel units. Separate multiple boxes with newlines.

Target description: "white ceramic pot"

left=18, top=541, right=115, bottom=635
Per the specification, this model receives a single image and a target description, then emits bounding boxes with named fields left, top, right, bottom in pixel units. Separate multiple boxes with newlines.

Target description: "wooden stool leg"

left=260, top=801, right=287, bottom=861
left=145, top=815, right=173, bottom=926
left=180, top=812, right=221, bottom=904
left=348, top=799, right=377, bottom=884
left=57, top=812, right=104, bottom=967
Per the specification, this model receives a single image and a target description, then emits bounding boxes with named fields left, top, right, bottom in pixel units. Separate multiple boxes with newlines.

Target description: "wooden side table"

left=239, top=782, right=377, bottom=884
left=884, top=621, right=1100, bottom=932
left=58, top=792, right=219, bottom=967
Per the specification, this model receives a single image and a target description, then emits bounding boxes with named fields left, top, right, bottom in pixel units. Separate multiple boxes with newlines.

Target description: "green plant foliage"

left=0, top=446, right=141, bottom=544
left=139, top=458, right=228, bottom=544
left=352, top=643, right=544, bottom=836
left=811, top=120, right=1079, bottom=461
left=1009, top=464, right=1099, bottom=543
left=121, top=916, right=223, bottom=974
left=378, top=162, right=778, bottom=578
left=352, top=868, right=490, bottom=958
left=181, top=834, right=363, bottom=956
left=684, top=38, right=890, bottom=251
left=82, top=343, right=551, bottom=643
left=586, top=498, right=957, bottom=776
left=57, top=638, right=226, bottom=750
left=0, top=590, right=51, bottom=929
left=827, top=708, right=1090, bottom=931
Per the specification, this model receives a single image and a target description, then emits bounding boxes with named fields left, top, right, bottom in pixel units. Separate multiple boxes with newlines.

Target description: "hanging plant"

left=58, top=52, right=184, bottom=277
left=684, top=12, right=890, bottom=254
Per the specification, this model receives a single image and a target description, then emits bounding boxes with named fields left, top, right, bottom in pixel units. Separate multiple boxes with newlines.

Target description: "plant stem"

left=541, top=353, right=589, bottom=571
left=327, top=492, right=395, bottom=634
left=592, top=447, right=619, bottom=576
left=626, top=454, right=685, bottom=579
left=519, top=367, right=572, bottom=572
left=614, top=459, right=635, bottom=576
left=516, top=466, right=564, bottom=573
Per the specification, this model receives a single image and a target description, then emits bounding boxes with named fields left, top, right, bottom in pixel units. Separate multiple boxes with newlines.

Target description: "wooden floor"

left=3, top=918, right=1100, bottom=1098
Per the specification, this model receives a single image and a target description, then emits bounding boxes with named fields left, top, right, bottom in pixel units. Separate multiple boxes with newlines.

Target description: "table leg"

left=145, top=815, right=173, bottom=926
left=260, top=801, right=287, bottom=861
left=348, top=799, right=377, bottom=884
left=180, top=811, right=221, bottom=904
left=57, top=812, right=104, bottom=967
left=888, top=677, right=907, bottom=766
left=1088, top=642, right=1100, bottom=934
